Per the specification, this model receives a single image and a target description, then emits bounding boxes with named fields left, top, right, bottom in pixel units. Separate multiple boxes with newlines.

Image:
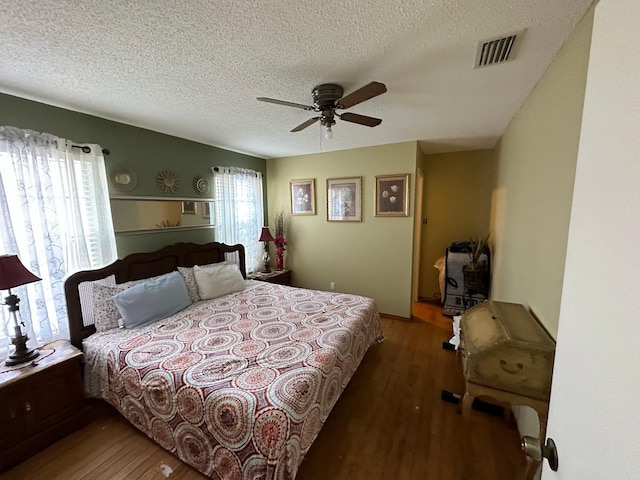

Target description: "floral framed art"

left=375, top=174, right=410, bottom=217
left=290, top=179, right=316, bottom=215
left=326, top=177, right=362, bottom=222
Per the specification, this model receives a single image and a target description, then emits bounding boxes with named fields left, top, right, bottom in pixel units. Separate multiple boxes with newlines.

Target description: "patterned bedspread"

left=83, top=280, right=383, bottom=480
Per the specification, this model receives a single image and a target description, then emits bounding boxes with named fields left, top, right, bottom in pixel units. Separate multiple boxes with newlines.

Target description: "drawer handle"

left=24, top=402, right=32, bottom=412
left=500, top=360, right=524, bottom=374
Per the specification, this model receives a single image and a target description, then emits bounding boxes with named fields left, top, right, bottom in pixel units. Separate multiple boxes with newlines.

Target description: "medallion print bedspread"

left=83, top=280, right=383, bottom=480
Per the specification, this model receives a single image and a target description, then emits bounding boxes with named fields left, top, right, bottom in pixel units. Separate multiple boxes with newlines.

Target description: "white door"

left=544, top=0, right=640, bottom=477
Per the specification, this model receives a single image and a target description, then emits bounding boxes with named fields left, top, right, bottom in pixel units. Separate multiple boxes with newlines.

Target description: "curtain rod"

left=212, top=166, right=260, bottom=176
left=71, top=144, right=110, bottom=156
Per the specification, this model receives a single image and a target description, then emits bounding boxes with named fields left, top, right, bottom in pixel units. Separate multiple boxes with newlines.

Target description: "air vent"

left=474, top=30, right=524, bottom=68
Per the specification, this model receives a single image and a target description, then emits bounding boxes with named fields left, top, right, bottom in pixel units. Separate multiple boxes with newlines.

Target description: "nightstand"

left=249, top=269, right=292, bottom=286
left=0, top=339, right=90, bottom=471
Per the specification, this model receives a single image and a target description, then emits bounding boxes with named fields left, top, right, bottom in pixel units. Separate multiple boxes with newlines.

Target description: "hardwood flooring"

left=2, top=305, right=526, bottom=480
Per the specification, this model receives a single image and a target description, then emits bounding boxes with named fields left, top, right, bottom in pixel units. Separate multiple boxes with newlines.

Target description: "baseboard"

left=418, top=297, right=442, bottom=305
left=381, top=312, right=412, bottom=322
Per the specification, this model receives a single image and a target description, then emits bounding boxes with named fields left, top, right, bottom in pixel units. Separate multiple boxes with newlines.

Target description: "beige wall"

left=266, top=141, right=418, bottom=317
left=420, top=149, right=495, bottom=300
left=490, top=8, right=593, bottom=339
left=489, top=6, right=594, bottom=452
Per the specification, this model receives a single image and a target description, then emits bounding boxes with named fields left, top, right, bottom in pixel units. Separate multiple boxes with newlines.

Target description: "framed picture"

left=327, top=177, right=362, bottom=222
left=181, top=201, right=196, bottom=215
left=375, top=174, right=410, bottom=217
left=290, top=179, right=316, bottom=215
left=202, top=202, right=211, bottom=220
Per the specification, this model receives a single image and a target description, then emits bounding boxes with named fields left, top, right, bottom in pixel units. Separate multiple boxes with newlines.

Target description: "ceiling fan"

left=257, top=81, right=387, bottom=139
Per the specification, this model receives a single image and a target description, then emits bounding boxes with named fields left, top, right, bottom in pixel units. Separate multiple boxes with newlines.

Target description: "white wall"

left=545, top=0, right=640, bottom=477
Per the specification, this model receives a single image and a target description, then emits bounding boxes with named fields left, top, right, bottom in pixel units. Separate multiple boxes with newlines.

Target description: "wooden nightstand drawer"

left=0, top=340, right=90, bottom=471
left=26, top=359, right=85, bottom=431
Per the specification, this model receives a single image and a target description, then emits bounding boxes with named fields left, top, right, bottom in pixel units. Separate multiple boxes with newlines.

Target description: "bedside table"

left=0, top=339, right=90, bottom=471
left=249, top=269, right=292, bottom=286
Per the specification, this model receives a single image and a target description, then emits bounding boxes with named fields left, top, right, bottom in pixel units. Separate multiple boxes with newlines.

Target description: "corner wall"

left=489, top=5, right=594, bottom=454
left=266, top=141, right=418, bottom=317
left=490, top=9, right=593, bottom=338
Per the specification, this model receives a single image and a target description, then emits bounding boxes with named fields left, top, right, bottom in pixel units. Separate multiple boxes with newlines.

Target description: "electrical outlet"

left=330, top=282, right=335, bottom=290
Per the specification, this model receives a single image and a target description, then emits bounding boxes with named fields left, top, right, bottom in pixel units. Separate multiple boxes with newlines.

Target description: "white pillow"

left=178, top=262, right=239, bottom=303
left=194, top=263, right=245, bottom=300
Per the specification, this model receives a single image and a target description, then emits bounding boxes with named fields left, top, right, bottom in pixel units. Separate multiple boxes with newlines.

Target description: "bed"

left=64, top=241, right=383, bottom=480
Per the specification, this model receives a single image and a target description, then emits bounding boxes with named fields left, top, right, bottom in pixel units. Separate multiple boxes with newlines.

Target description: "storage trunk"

left=460, top=301, right=555, bottom=401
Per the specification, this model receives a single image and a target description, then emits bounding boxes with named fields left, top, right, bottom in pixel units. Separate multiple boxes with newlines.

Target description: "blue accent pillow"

left=112, top=271, right=192, bottom=329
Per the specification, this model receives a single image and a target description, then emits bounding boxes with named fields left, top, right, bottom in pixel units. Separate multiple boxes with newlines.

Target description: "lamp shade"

left=259, top=227, right=274, bottom=242
left=0, top=255, right=41, bottom=290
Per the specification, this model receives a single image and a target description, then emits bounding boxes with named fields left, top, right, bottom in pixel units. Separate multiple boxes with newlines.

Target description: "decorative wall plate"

left=109, top=167, right=138, bottom=192
left=193, top=175, right=211, bottom=196
left=156, top=170, right=180, bottom=193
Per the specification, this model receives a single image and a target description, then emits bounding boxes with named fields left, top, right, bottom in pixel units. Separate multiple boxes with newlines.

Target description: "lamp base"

left=5, top=334, right=40, bottom=366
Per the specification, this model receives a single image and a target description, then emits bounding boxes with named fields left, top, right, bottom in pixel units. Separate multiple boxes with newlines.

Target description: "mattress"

left=82, top=280, right=383, bottom=479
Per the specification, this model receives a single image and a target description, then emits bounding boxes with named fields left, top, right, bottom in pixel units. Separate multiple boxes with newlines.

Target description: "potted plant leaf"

left=462, top=233, right=491, bottom=297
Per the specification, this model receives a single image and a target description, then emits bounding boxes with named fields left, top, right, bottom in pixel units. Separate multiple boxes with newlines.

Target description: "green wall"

left=0, top=93, right=266, bottom=257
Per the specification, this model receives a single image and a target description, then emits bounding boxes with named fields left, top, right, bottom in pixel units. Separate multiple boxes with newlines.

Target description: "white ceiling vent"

left=474, top=30, right=525, bottom=68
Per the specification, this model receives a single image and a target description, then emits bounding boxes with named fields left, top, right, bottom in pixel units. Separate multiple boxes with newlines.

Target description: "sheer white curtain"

left=212, top=166, right=264, bottom=273
left=0, top=126, right=117, bottom=353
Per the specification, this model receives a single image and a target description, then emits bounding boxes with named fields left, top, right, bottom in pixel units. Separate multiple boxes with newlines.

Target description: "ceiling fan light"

left=324, top=125, right=333, bottom=140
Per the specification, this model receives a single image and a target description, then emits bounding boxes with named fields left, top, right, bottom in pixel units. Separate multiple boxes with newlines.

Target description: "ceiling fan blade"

left=291, top=116, right=320, bottom=132
left=339, top=112, right=382, bottom=127
left=257, top=97, right=314, bottom=111
left=336, top=82, right=387, bottom=109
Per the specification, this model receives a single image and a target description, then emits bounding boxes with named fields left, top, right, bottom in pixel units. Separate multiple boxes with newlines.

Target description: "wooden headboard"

left=64, top=241, right=246, bottom=349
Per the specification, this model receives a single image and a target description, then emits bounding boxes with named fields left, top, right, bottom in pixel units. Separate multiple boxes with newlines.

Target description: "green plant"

left=467, top=233, right=491, bottom=267
left=154, top=219, right=181, bottom=228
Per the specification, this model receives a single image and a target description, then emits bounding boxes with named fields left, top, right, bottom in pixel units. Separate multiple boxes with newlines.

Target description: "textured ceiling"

left=0, top=0, right=594, bottom=159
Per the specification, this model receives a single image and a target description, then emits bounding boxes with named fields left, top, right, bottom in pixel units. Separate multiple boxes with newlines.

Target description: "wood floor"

left=2, top=305, right=526, bottom=480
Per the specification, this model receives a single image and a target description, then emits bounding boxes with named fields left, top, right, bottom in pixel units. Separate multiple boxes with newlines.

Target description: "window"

left=213, top=167, right=265, bottom=273
left=0, top=126, right=117, bottom=353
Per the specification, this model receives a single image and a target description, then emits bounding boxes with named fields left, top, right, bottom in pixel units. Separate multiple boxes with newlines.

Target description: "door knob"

left=521, top=436, right=559, bottom=471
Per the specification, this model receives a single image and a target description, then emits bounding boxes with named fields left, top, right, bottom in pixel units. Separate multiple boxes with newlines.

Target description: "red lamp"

left=0, top=255, right=41, bottom=366
left=258, top=227, right=274, bottom=273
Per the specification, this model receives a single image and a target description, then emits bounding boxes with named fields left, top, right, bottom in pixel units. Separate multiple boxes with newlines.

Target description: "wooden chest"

left=460, top=301, right=555, bottom=401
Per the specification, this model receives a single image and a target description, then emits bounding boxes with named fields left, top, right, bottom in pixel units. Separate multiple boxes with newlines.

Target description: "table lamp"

left=259, top=226, right=274, bottom=273
left=0, top=255, right=41, bottom=366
